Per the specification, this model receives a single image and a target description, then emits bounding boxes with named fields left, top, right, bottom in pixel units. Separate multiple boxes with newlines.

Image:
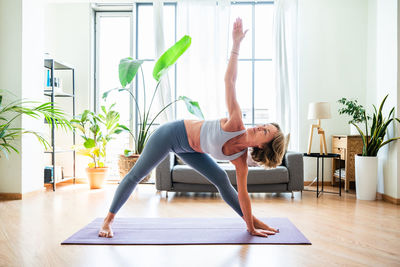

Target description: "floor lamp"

left=307, top=102, right=331, bottom=155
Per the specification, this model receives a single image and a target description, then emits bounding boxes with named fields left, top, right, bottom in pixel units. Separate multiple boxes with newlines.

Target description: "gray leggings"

left=109, top=120, right=244, bottom=217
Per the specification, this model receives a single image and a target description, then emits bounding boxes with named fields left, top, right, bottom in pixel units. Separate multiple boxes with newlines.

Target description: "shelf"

left=44, top=92, right=74, bottom=97
left=45, top=149, right=74, bottom=154
left=44, top=58, right=76, bottom=191
left=45, top=176, right=76, bottom=185
left=44, top=59, right=75, bottom=70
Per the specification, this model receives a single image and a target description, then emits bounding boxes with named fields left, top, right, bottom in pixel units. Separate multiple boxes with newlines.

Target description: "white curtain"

left=175, top=0, right=231, bottom=120
left=153, top=0, right=173, bottom=122
left=273, top=0, right=299, bottom=150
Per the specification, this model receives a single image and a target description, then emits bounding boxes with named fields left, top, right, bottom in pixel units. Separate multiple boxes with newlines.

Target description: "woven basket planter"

left=118, top=154, right=151, bottom=183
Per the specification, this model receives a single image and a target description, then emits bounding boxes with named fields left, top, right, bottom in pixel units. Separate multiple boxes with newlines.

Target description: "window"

left=95, top=4, right=176, bottom=179
left=94, top=1, right=274, bottom=178
left=229, top=1, right=275, bottom=126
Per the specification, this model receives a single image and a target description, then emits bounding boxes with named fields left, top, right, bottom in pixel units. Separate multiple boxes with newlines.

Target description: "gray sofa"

left=155, top=151, right=304, bottom=198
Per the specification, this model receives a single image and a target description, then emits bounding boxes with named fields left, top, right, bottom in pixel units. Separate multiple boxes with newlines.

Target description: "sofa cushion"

left=172, top=164, right=289, bottom=185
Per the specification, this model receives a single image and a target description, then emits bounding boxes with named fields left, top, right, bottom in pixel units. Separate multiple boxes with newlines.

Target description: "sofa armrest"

left=155, top=152, right=175, bottom=190
left=284, top=151, right=304, bottom=191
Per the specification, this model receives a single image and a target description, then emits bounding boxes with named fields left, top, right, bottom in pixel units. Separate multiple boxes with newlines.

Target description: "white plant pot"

left=355, top=155, right=378, bottom=200
left=350, top=124, right=360, bottom=135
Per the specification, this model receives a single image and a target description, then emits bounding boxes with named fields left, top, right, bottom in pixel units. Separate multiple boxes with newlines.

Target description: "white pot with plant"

left=351, top=95, right=400, bottom=200
left=71, top=105, right=128, bottom=189
left=337, top=98, right=370, bottom=135
left=102, top=35, right=204, bottom=182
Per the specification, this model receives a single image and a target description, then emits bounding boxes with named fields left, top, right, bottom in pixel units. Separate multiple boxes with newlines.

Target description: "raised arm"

left=224, top=18, right=248, bottom=120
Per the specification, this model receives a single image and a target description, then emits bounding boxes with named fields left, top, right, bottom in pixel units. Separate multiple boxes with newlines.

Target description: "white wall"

left=0, top=0, right=45, bottom=194
left=366, top=0, right=399, bottom=199
left=21, top=0, right=46, bottom=193
left=298, top=0, right=368, bottom=182
left=0, top=0, right=23, bottom=193
left=398, top=0, right=400, bottom=199
left=44, top=3, right=93, bottom=179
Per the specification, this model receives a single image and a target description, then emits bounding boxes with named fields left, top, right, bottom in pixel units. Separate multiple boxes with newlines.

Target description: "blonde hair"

left=250, top=123, right=287, bottom=169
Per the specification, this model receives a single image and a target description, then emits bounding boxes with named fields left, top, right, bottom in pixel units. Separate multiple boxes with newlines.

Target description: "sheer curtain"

left=153, top=0, right=173, bottom=123
left=273, top=0, right=299, bottom=150
left=175, top=0, right=231, bottom=120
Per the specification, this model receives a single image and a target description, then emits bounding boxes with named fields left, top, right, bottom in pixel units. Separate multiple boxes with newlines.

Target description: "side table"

left=303, top=153, right=342, bottom=198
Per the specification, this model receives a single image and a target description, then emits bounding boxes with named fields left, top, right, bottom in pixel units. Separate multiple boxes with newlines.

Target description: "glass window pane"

left=254, top=61, right=275, bottom=124
left=138, top=5, right=154, bottom=59
left=97, top=14, right=132, bottom=179
left=164, top=5, right=175, bottom=51
left=230, top=4, right=252, bottom=59
left=235, top=61, right=252, bottom=124
left=255, top=4, right=274, bottom=59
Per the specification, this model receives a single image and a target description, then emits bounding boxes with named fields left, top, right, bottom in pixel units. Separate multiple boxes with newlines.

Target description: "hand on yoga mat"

left=253, top=216, right=280, bottom=233
left=248, top=228, right=275, bottom=238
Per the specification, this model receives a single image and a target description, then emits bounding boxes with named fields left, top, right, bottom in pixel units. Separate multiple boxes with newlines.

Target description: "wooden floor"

left=0, top=183, right=399, bottom=267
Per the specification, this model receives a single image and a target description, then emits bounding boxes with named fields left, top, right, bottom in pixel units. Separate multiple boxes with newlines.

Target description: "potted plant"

left=0, top=89, right=71, bottom=158
left=352, top=94, right=400, bottom=200
left=337, top=97, right=371, bottom=135
left=70, top=104, right=128, bottom=189
left=102, top=35, right=204, bottom=182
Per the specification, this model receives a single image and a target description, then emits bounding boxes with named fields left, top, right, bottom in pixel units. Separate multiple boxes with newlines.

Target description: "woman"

left=99, top=18, right=286, bottom=238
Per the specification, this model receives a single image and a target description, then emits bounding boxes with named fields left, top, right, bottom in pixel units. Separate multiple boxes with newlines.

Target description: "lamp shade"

left=307, top=102, right=331, bottom=120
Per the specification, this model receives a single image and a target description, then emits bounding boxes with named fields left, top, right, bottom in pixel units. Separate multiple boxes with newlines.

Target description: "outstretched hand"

left=232, top=17, right=248, bottom=44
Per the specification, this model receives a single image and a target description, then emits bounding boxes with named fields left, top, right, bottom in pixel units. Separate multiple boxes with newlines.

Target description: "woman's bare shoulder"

left=220, top=117, right=245, bottom=132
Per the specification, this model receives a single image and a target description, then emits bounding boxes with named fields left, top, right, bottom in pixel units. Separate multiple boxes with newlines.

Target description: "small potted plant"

left=352, top=95, right=400, bottom=200
left=70, top=104, right=128, bottom=189
left=337, top=97, right=370, bottom=135
left=102, top=35, right=204, bottom=182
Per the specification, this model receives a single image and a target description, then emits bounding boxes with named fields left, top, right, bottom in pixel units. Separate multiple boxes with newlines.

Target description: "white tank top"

left=200, top=119, right=247, bottom=161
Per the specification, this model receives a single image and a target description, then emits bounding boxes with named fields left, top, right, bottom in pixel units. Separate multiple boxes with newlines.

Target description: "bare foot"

left=98, top=212, right=115, bottom=238
left=98, top=221, right=114, bottom=238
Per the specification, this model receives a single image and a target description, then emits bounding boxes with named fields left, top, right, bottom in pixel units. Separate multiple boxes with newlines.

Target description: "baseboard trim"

left=0, top=193, right=22, bottom=200
left=0, top=188, right=44, bottom=200
left=377, top=192, right=400, bottom=205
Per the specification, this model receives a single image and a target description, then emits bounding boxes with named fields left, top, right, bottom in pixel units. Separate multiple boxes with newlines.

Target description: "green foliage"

left=337, top=98, right=370, bottom=124
left=102, top=35, right=204, bottom=155
left=71, top=104, right=128, bottom=168
left=153, top=35, right=191, bottom=82
left=351, top=94, right=400, bottom=156
left=0, top=89, right=72, bottom=159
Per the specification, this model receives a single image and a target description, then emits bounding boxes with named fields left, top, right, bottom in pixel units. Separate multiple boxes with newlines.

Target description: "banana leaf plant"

left=102, top=35, right=204, bottom=156
left=0, top=89, right=72, bottom=159
left=353, top=94, right=400, bottom=156
left=70, top=103, right=128, bottom=168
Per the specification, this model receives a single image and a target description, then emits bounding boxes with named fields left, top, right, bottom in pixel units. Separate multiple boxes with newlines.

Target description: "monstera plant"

left=102, top=35, right=204, bottom=181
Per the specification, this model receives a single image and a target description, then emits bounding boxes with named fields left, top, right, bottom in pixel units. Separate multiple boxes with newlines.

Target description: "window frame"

left=231, top=1, right=274, bottom=127
left=94, top=1, right=275, bottom=135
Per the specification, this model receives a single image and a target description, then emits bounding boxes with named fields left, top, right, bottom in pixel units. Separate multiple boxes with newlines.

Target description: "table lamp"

left=307, top=102, right=331, bottom=155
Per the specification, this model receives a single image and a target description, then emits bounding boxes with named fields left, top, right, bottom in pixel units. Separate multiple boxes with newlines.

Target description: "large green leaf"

left=119, top=58, right=144, bottom=88
left=179, top=96, right=204, bottom=119
left=153, top=35, right=191, bottom=82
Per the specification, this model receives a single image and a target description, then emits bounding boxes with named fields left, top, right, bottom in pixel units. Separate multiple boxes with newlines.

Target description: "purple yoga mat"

left=61, top=217, right=311, bottom=245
